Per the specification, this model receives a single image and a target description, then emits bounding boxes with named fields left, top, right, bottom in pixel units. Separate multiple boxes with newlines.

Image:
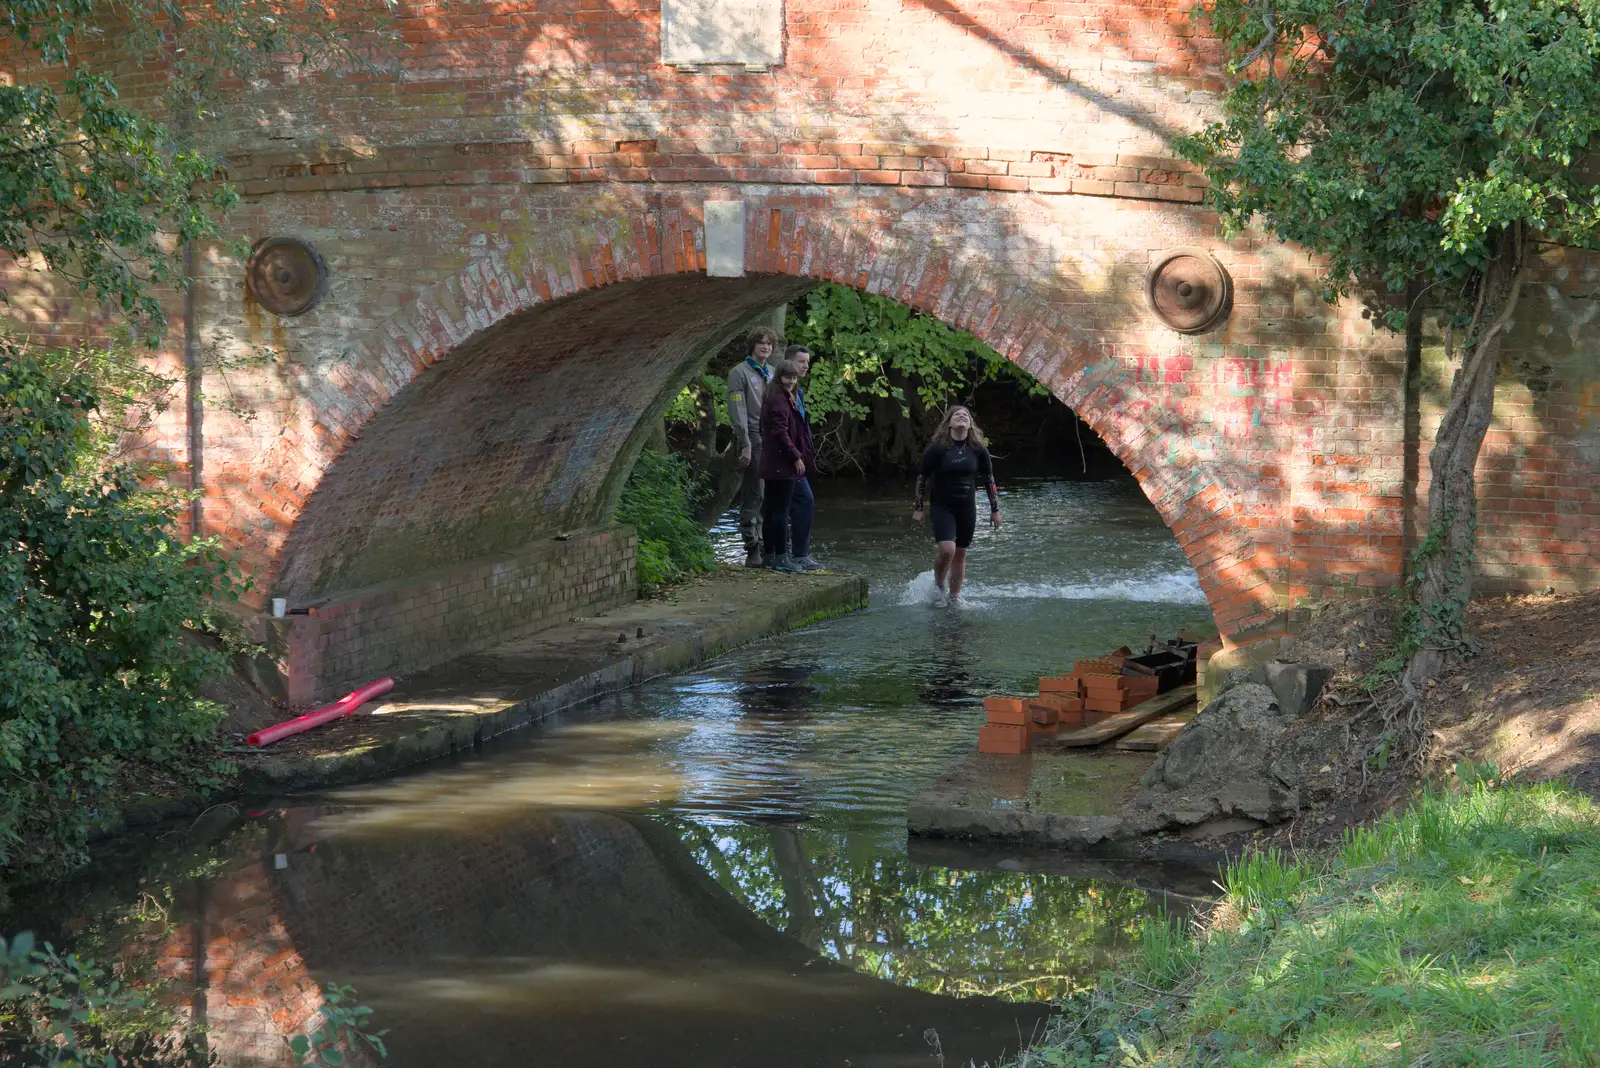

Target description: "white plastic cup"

left=271, top=598, right=287, bottom=618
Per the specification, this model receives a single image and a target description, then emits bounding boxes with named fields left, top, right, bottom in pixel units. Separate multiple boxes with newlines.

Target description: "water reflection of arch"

left=265, top=806, right=1046, bottom=1067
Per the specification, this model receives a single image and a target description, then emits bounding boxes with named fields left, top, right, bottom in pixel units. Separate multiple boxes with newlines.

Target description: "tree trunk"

left=688, top=382, right=744, bottom=527
left=1405, top=224, right=1528, bottom=690
left=769, top=827, right=820, bottom=947
left=1400, top=278, right=1424, bottom=581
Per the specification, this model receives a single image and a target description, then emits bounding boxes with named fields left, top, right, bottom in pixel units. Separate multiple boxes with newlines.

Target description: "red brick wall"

left=273, top=525, right=637, bottom=704
left=1427, top=252, right=1600, bottom=596
left=4, top=0, right=1596, bottom=673
left=199, top=187, right=1407, bottom=641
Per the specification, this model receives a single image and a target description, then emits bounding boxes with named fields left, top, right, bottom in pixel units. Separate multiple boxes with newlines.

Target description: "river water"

left=5, top=476, right=1220, bottom=1068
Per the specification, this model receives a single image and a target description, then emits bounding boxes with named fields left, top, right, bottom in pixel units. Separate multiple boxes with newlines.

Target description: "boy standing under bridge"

left=728, top=327, right=778, bottom=567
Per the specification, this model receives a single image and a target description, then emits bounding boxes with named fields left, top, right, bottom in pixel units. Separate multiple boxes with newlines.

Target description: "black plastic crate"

left=1121, top=651, right=1195, bottom=693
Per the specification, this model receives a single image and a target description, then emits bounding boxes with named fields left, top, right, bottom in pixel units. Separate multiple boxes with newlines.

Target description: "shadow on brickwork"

left=904, top=0, right=1206, bottom=147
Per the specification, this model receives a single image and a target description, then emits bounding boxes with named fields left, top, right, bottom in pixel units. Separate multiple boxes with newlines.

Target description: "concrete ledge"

left=908, top=802, right=1128, bottom=851
left=907, top=746, right=1153, bottom=848
left=237, top=568, right=868, bottom=794
left=267, top=526, right=639, bottom=704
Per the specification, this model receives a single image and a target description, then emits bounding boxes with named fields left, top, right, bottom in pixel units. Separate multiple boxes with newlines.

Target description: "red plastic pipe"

left=246, top=677, right=395, bottom=747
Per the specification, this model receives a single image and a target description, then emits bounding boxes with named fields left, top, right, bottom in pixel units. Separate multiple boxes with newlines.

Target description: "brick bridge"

left=12, top=0, right=1600, bottom=700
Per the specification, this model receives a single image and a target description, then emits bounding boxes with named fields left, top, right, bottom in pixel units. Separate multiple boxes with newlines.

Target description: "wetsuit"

left=914, top=439, right=999, bottom=548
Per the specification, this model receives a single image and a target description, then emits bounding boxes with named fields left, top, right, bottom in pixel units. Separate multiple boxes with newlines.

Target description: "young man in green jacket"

left=726, top=327, right=778, bottom=567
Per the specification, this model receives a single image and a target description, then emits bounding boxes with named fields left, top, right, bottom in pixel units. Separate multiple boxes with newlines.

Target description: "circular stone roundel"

left=246, top=237, right=327, bottom=317
left=1145, top=247, right=1232, bottom=334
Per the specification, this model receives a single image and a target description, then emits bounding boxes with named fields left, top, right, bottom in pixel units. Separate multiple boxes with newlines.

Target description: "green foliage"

left=665, top=372, right=728, bottom=428
left=1132, top=913, right=1201, bottom=989
left=682, top=820, right=1159, bottom=1001
left=1, top=929, right=213, bottom=1066
left=785, top=283, right=1042, bottom=423
left=1218, top=846, right=1310, bottom=925
left=1181, top=0, right=1600, bottom=325
left=2, top=324, right=280, bottom=479
left=613, top=449, right=715, bottom=589
left=1015, top=777, right=1600, bottom=1065
left=664, top=286, right=1056, bottom=473
left=1, top=345, right=241, bottom=871
left=1, top=0, right=396, bottom=336
left=0, top=914, right=376, bottom=1067
left=287, top=983, right=388, bottom=1067
left=0, top=70, right=234, bottom=329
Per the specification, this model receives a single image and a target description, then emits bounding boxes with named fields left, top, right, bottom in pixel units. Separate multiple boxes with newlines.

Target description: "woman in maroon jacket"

left=758, top=359, right=814, bottom=572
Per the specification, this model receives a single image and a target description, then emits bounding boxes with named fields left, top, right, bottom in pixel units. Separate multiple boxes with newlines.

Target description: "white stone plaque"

left=704, top=200, right=746, bottom=277
left=661, top=0, right=783, bottom=70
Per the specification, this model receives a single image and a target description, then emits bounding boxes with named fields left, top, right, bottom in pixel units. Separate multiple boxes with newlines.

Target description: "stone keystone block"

left=704, top=199, right=745, bottom=278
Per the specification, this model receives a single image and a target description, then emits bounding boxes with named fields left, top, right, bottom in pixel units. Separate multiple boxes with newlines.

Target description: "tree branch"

left=1431, top=224, right=1528, bottom=449
left=0, top=140, right=93, bottom=161
left=1235, top=10, right=1279, bottom=73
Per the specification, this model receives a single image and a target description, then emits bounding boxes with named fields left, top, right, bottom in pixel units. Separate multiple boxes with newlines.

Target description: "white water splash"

left=897, top=568, right=1207, bottom=606
left=901, top=571, right=947, bottom=605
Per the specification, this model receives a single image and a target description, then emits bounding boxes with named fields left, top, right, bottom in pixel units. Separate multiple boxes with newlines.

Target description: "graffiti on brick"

left=545, top=406, right=629, bottom=506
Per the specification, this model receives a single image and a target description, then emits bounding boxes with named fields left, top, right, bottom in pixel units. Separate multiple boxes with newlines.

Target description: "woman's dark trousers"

left=762, top=478, right=798, bottom=557
left=788, top=477, right=814, bottom=558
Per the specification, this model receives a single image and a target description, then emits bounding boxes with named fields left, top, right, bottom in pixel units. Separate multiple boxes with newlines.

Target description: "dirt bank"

left=1426, top=590, right=1600, bottom=797
left=1197, top=588, right=1600, bottom=855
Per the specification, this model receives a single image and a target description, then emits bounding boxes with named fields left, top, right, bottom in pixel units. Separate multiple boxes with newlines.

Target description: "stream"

left=4, top=475, right=1220, bottom=1068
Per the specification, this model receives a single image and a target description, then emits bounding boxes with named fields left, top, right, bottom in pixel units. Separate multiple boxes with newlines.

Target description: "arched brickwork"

left=241, top=194, right=1286, bottom=685
left=270, top=271, right=812, bottom=599
left=8, top=0, right=1596, bottom=702
left=272, top=195, right=1273, bottom=613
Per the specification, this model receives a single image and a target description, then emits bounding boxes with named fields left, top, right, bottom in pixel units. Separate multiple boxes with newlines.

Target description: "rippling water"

left=5, top=475, right=1221, bottom=1068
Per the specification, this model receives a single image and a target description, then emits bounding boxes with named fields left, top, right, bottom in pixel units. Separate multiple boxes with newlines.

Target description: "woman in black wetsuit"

left=911, top=406, right=1000, bottom=606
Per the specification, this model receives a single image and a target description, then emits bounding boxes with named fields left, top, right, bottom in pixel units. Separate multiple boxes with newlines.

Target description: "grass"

left=1015, top=770, right=1600, bottom=1066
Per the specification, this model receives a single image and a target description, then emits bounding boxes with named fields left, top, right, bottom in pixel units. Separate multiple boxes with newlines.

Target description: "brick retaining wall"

left=270, top=525, right=637, bottom=704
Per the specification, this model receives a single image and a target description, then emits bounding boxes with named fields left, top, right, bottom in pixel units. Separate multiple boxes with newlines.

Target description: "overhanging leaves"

left=1182, top=0, right=1600, bottom=327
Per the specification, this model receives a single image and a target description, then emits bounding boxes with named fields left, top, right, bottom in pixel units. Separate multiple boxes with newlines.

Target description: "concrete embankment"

left=238, top=567, right=868, bottom=791
left=91, top=568, right=867, bottom=838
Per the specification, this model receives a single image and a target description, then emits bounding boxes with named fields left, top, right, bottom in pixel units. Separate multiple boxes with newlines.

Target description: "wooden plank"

left=1115, top=707, right=1198, bottom=751
left=1043, top=685, right=1197, bottom=749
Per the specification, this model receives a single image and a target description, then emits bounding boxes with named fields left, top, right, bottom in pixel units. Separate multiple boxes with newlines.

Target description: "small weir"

left=5, top=477, right=1222, bottom=1067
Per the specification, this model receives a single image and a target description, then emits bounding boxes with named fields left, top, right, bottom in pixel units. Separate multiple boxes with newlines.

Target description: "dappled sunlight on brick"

left=3, top=0, right=1589, bottom=698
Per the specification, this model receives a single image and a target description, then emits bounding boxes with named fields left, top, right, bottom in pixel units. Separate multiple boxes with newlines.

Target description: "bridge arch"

left=234, top=195, right=1283, bottom=700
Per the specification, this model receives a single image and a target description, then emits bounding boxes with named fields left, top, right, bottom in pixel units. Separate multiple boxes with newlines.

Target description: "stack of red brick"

left=977, top=649, right=1159, bottom=755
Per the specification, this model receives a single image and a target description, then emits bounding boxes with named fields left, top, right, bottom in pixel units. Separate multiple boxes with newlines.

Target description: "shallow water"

left=6, top=476, right=1221, bottom=1068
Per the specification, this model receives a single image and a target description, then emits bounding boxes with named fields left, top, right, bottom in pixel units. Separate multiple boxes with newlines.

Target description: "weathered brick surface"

left=1427, top=251, right=1600, bottom=596
left=3, top=0, right=1597, bottom=681
left=274, top=526, right=637, bottom=703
